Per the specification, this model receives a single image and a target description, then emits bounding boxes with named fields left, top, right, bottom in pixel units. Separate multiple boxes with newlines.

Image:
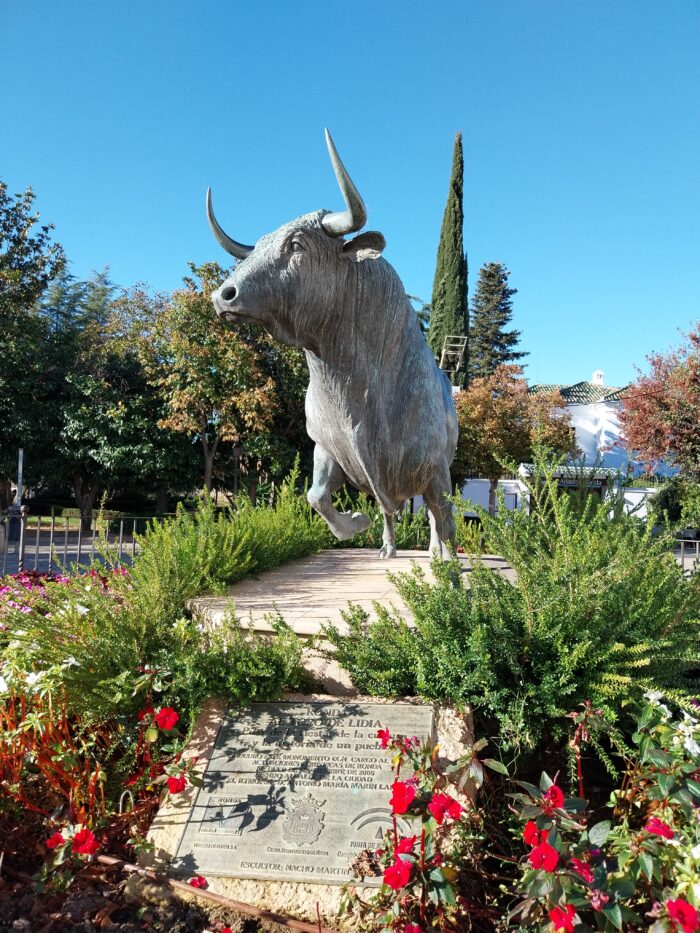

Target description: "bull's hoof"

left=331, top=510, right=371, bottom=540
left=378, top=544, right=397, bottom=559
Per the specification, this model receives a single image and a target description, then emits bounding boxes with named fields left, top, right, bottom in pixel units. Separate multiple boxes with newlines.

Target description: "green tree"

left=468, top=262, right=527, bottom=381
left=428, top=133, right=468, bottom=376
left=0, top=183, right=65, bottom=507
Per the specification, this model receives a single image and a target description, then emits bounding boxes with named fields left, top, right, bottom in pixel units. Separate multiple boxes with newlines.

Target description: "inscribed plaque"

left=171, top=700, right=434, bottom=884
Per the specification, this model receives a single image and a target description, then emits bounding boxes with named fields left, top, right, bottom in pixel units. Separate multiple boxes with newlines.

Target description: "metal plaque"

left=171, top=700, right=434, bottom=884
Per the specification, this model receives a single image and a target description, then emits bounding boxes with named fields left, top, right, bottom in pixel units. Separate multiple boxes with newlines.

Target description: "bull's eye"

left=290, top=239, right=304, bottom=253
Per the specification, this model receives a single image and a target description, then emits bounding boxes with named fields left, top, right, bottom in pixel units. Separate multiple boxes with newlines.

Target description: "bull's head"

left=207, top=130, right=386, bottom=352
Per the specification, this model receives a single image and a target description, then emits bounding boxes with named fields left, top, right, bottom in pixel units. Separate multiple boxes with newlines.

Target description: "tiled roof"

left=529, top=381, right=628, bottom=404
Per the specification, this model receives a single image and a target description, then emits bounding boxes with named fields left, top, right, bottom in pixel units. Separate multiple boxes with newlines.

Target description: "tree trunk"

left=0, top=477, right=12, bottom=512
left=202, top=435, right=219, bottom=494
left=73, top=475, right=100, bottom=533
left=488, top=478, right=498, bottom=516
left=247, top=478, right=258, bottom=506
left=155, top=483, right=169, bottom=515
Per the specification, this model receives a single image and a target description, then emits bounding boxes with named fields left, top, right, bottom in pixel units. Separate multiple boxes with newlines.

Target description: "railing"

left=676, top=537, right=700, bottom=577
left=0, top=508, right=165, bottom=576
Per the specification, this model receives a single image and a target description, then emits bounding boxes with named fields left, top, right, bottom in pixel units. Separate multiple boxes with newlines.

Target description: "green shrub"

left=125, top=459, right=328, bottom=628
left=325, top=458, right=700, bottom=754
left=0, top=463, right=324, bottom=727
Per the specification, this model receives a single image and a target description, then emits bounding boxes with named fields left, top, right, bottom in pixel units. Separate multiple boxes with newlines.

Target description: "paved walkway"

left=190, top=548, right=513, bottom=636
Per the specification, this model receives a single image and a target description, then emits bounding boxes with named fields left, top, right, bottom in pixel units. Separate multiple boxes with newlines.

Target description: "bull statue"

left=207, top=130, right=458, bottom=558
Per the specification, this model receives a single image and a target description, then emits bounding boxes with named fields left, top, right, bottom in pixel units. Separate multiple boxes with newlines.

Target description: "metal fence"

left=0, top=507, right=164, bottom=576
left=676, top=537, right=700, bottom=577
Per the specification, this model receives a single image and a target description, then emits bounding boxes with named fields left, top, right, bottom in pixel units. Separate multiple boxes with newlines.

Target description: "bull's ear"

left=342, top=231, right=386, bottom=261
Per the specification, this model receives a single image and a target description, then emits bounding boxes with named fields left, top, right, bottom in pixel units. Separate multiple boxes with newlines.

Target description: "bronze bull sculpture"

left=207, top=130, right=457, bottom=558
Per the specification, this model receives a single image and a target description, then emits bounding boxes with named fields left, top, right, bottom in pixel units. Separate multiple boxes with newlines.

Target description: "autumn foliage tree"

left=137, top=262, right=278, bottom=493
left=452, top=365, right=577, bottom=513
left=619, top=324, right=700, bottom=479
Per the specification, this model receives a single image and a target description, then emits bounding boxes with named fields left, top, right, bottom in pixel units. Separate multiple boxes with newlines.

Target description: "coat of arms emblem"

left=282, top=794, right=325, bottom=847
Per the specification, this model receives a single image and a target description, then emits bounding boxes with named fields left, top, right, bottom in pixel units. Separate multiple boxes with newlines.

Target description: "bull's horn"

left=321, top=129, right=367, bottom=236
left=206, top=188, right=254, bottom=259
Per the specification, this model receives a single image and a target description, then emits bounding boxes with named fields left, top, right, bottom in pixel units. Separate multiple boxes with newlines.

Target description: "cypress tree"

left=428, top=133, right=468, bottom=373
left=468, top=262, right=527, bottom=381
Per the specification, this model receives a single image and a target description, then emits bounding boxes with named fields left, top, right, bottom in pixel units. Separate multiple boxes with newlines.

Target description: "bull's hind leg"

left=423, top=465, right=456, bottom=559
left=307, top=445, right=371, bottom=541
left=378, top=511, right=396, bottom=559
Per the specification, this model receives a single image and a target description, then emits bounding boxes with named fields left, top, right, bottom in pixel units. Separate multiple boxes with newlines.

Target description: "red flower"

left=529, top=839, right=559, bottom=872
left=390, top=780, right=416, bottom=814
left=428, top=792, right=463, bottom=825
left=72, top=827, right=99, bottom=856
left=667, top=899, right=700, bottom=933
left=188, top=875, right=208, bottom=889
left=221, top=929, right=233, bottom=933
left=377, top=727, right=391, bottom=748
left=523, top=820, right=540, bottom=846
left=405, top=926, right=424, bottom=933
left=155, top=706, right=179, bottom=730
left=45, top=832, right=65, bottom=850
left=549, top=903, right=576, bottom=932
left=167, top=774, right=187, bottom=794
left=644, top=816, right=674, bottom=839
left=569, top=857, right=594, bottom=883
left=396, top=835, right=417, bottom=854
left=383, top=858, right=413, bottom=890
left=137, top=705, right=154, bottom=722
left=542, top=784, right=565, bottom=812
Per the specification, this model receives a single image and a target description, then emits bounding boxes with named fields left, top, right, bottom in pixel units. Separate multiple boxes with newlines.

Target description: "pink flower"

left=390, top=780, right=416, bottom=815
left=45, top=832, right=65, bottom=850
left=72, top=827, right=99, bottom=856
left=396, top=835, right=417, bottom=854
left=383, top=858, right=412, bottom=890
left=523, top=820, right=540, bottom=846
left=405, top=925, right=424, bottom=933
left=589, top=889, right=609, bottom=912
left=542, top=784, right=565, bottom=812
left=155, top=706, right=179, bottom=730
left=549, top=903, right=576, bottom=932
left=377, top=727, right=391, bottom=748
left=529, top=839, right=559, bottom=872
left=427, top=792, right=463, bottom=825
left=188, top=875, right=208, bottom=889
left=644, top=816, right=674, bottom=839
left=667, top=899, right=700, bottom=933
left=569, top=857, right=594, bottom=883
left=167, top=774, right=187, bottom=794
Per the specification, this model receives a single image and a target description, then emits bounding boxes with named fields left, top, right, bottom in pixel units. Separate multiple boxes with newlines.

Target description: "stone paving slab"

left=190, top=548, right=512, bottom=637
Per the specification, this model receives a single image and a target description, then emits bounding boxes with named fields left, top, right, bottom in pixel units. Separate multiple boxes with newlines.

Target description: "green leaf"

left=638, top=852, right=654, bottom=881
left=482, top=758, right=508, bottom=775
left=603, top=903, right=623, bottom=930
left=588, top=820, right=611, bottom=847
left=656, top=773, right=675, bottom=796
left=687, top=778, right=700, bottom=798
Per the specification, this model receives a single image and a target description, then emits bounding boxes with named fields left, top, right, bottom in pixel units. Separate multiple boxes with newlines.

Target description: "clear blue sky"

left=5, top=1, right=699, bottom=388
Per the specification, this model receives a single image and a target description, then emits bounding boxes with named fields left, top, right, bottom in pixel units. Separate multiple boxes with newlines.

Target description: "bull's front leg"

left=307, top=445, right=371, bottom=540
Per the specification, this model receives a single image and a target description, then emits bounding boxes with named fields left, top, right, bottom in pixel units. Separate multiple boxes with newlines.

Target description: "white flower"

left=76, top=605, right=89, bottom=615
left=25, top=671, right=43, bottom=686
left=684, top=736, right=700, bottom=757
left=61, top=656, right=79, bottom=668
left=691, top=843, right=700, bottom=859
left=657, top=703, right=672, bottom=720
left=0, top=675, right=8, bottom=694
